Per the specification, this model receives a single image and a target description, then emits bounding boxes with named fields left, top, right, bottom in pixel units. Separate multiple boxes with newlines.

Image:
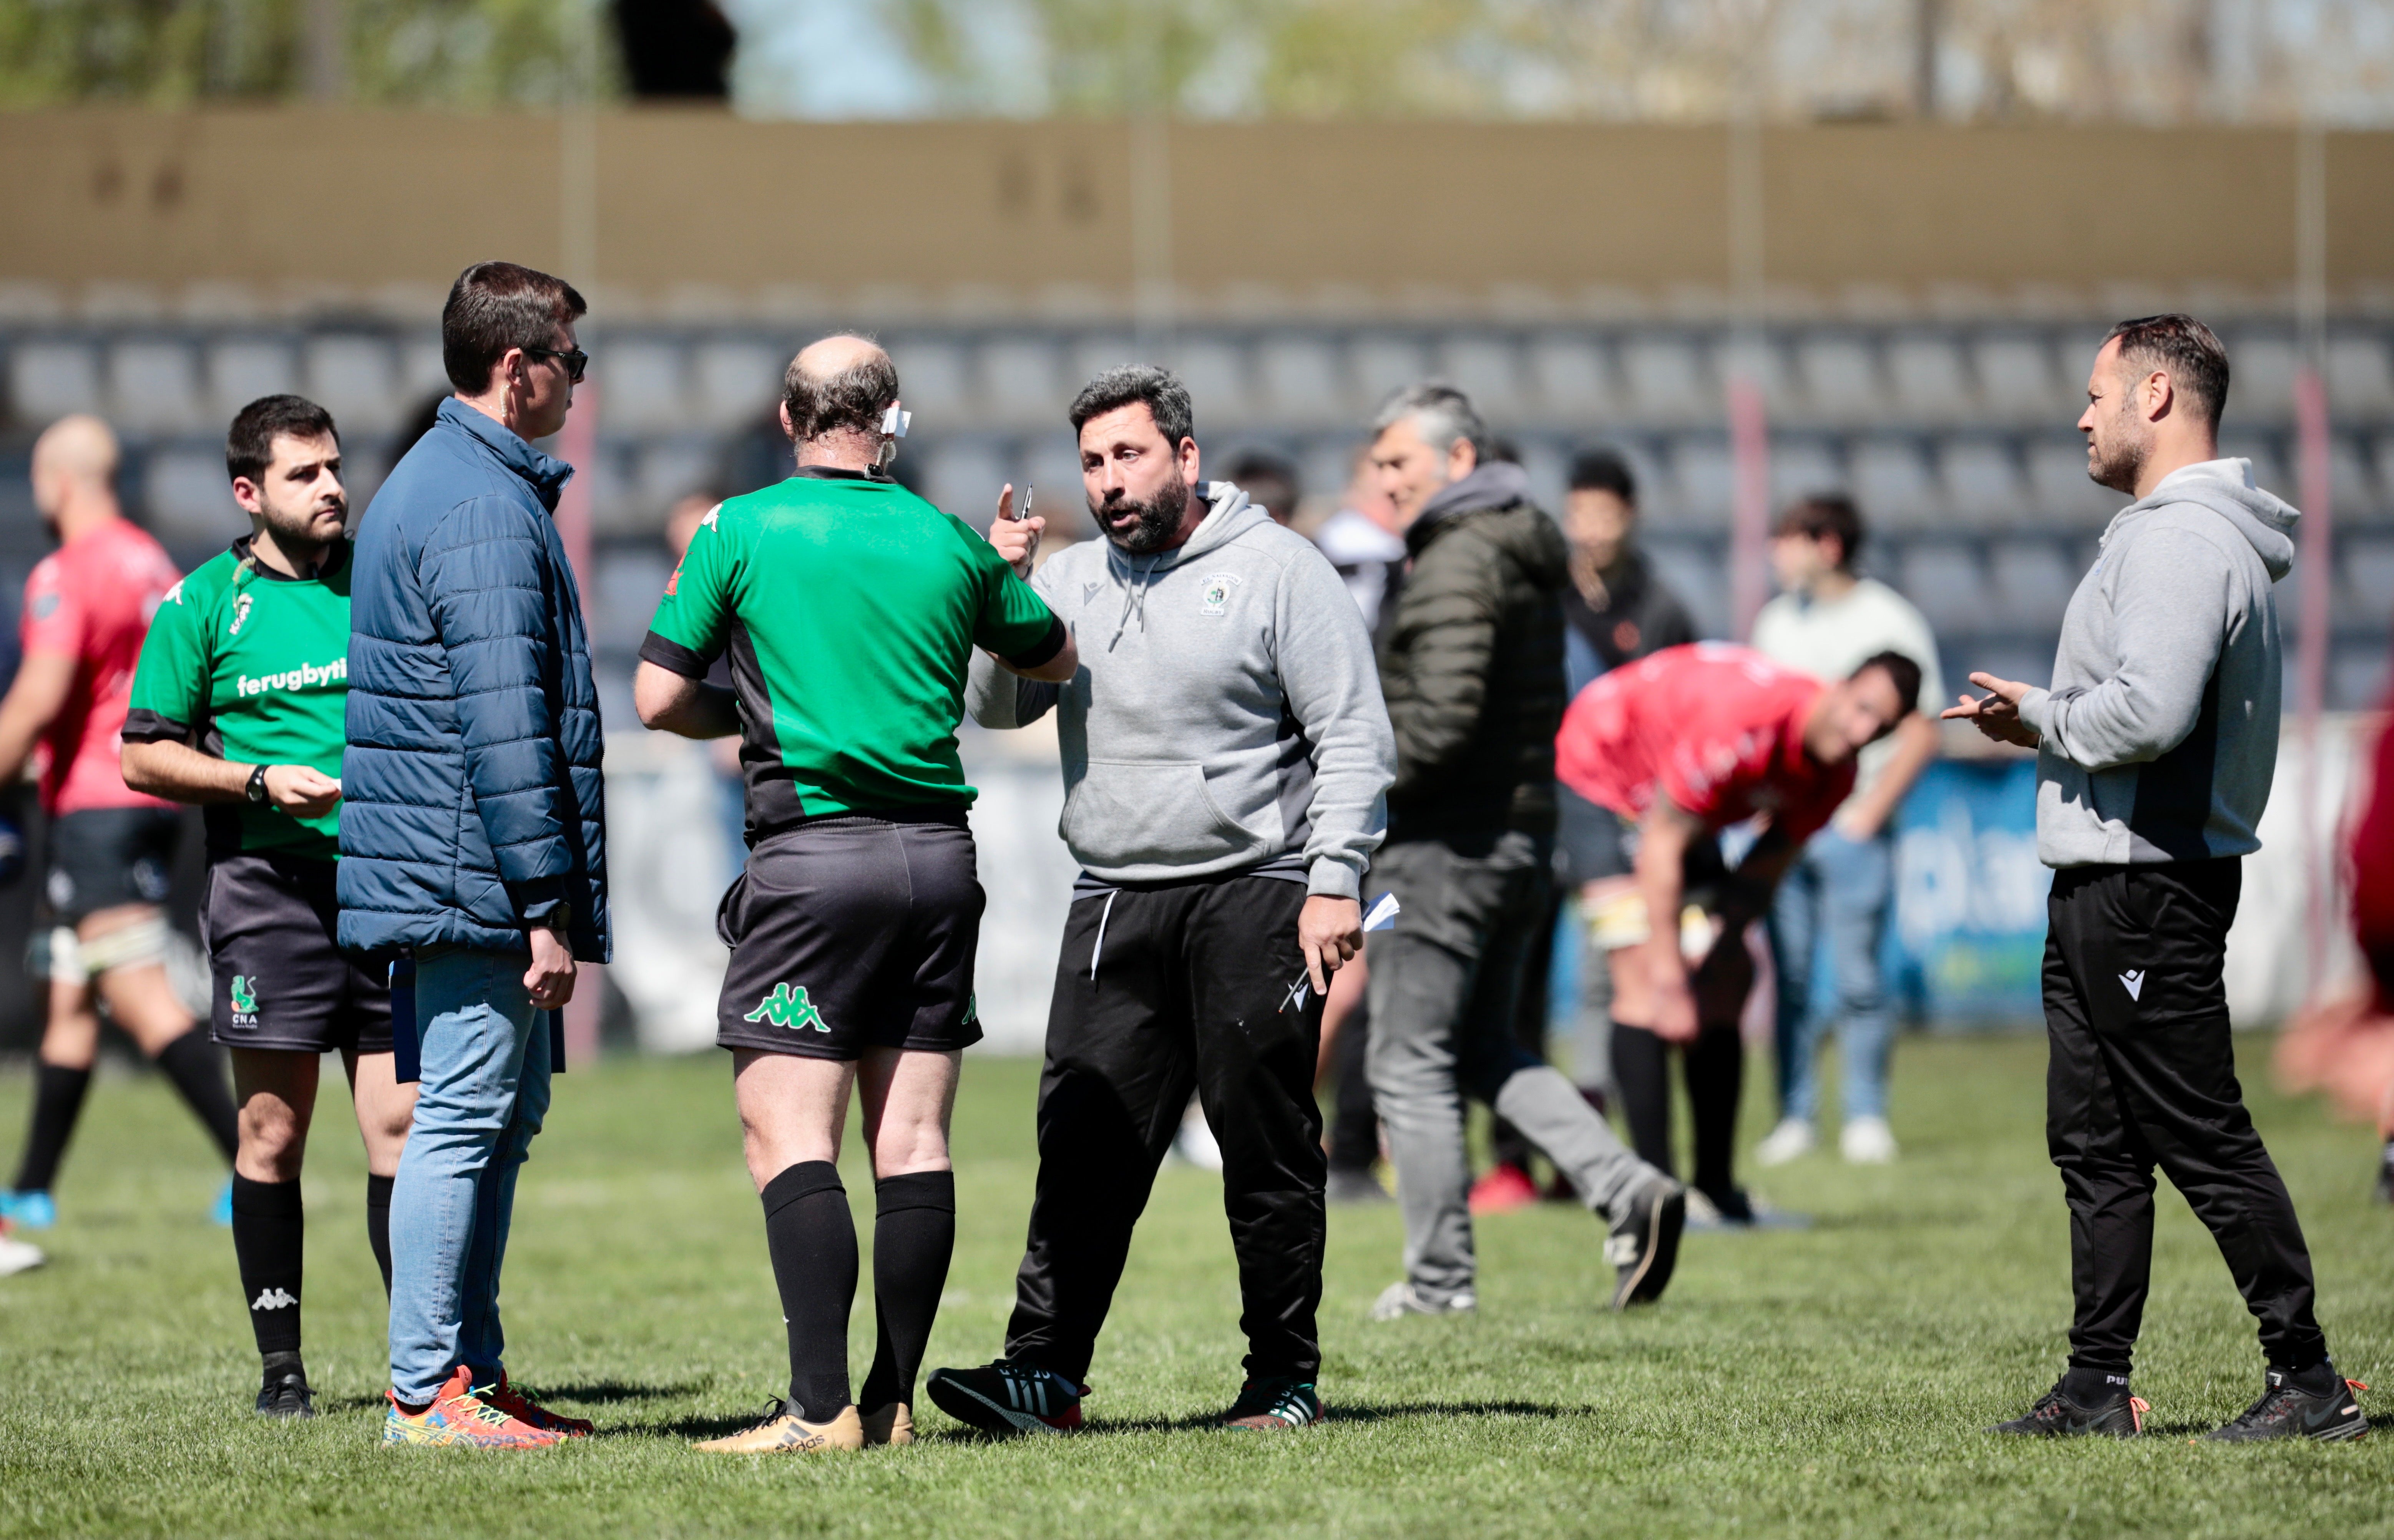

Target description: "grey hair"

left=1371, top=380, right=1486, bottom=456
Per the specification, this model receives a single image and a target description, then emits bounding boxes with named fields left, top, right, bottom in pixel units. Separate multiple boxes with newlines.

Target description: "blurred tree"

left=0, top=0, right=619, bottom=108
left=880, top=0, right=2394, bottom=124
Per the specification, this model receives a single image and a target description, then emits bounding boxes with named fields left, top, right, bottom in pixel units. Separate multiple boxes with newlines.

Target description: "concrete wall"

left=3, top=112, right=2390, bottom=317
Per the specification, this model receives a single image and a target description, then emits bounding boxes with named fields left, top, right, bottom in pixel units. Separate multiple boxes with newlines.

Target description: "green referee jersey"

left=123, top=536, right=352, bottom=861
left=640, top=467, right=1064, bottom=832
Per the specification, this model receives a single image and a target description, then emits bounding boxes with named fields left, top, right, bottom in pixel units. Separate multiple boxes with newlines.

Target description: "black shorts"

left=202, top=853, right=393, bottom=1054
left=715, top=813, right=986, bottom=1060
left=1557, top=785, right=1728, bottom=887
left=45, top=806, right=179, bottom=923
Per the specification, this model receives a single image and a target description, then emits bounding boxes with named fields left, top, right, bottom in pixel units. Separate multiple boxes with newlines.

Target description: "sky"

left=721, top=0, right=931, bottom=118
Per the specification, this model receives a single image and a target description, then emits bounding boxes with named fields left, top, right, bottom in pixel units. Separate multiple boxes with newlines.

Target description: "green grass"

left=2, top=1033, right=2389, bottom=1538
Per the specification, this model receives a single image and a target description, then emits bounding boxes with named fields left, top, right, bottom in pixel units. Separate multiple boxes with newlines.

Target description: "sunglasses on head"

left=523, top=346, right=588, bottom=383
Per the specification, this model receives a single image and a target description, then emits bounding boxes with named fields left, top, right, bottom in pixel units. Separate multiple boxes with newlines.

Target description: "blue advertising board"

left=1886, top=757, right=2050, bottom=1028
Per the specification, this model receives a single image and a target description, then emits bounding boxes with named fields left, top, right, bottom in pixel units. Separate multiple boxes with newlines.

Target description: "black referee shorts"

left=714, top=812, right=986, bottom=1062
left=203, top=852, right=393, bottom=1055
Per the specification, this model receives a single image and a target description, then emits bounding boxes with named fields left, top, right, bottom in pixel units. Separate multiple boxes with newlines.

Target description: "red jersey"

left=1556, top=642, right=1854, bottom=843
left=20, top=518, right=181, bottom=816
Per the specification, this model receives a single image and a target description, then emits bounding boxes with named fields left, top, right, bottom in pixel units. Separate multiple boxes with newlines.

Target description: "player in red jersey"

left=1556, top=642, right=1918, bottom=1223
left=0, top=416, right=237, bottom=1231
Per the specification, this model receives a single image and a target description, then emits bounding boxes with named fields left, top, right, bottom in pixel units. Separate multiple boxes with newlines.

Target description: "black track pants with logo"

left=1003, top=874, right=1327, bottom=1384
left=2043, top=858, right=2328, bottom=1374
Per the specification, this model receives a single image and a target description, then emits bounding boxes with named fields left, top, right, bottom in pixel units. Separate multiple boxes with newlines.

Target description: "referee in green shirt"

left=120, top=395, right=415, bottom=1419
left=636, top=335, right=1076, bottom=1454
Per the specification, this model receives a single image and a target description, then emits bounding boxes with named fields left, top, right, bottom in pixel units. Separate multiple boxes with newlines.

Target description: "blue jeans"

left=1766, top=828, right=1894, bottom=1124
left=387, top=946, right=550, bottom=1402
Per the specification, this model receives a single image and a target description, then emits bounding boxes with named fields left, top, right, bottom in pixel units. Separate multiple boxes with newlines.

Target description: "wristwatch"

left=246, top=764, right=270, bottom=806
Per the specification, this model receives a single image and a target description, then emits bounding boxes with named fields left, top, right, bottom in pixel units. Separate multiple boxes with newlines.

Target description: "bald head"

left=780, top=334, right=901, bottom=452
left=31, top=415, right=121, bottom=528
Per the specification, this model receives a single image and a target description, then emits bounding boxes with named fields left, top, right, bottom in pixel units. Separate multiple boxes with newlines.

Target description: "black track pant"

left=1004, top=874, right=1326, bottom=1383
left=2044, top=858, right=2328, bottom=1374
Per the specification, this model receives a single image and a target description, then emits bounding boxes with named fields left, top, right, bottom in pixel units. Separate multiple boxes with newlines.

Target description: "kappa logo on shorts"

left=745, top=983, right=828, bottom=1033
left=229, top=974, right=260, bottom=1029
left=962, top=993, right=978, bottom=1027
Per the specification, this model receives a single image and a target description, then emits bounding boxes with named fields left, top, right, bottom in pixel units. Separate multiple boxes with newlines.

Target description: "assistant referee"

left=636, top=335, right=1076, bottom=1455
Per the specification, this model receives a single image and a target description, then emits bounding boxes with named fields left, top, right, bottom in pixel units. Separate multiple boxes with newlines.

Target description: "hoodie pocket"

left=1061, top=760, right=1266, bottom=871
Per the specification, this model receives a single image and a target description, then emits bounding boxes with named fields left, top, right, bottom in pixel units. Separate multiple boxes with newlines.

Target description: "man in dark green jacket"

left=1361, top=384, right=1683, bottom=1321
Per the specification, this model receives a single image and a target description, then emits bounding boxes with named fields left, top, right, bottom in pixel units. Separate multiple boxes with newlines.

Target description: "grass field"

left=2, top=1032, right=2389, bottom=1538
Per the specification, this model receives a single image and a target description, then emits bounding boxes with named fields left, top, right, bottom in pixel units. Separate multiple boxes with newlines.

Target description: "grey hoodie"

left=966, top=482, right=1396, bottom=896
left=2019, top=458, right=2298, bottom=868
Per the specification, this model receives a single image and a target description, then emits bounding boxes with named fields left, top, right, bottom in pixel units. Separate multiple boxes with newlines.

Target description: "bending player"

left=120, top=395, right=415, bottom=1419
left=0, top=415, right=237, bottom=1230
left=1557, top=643, right=1918, bottom=1221
left=636, top=336, right=1074, bottom=1454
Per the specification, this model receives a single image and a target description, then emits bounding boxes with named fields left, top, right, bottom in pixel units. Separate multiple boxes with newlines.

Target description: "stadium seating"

left=0, top=314, right=2387, bottom=708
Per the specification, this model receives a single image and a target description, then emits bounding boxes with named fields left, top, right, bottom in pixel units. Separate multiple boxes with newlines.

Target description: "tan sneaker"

left=860, top=1402, right=914, bottom=1446
left=693, top=1399, right=864, bottom=1454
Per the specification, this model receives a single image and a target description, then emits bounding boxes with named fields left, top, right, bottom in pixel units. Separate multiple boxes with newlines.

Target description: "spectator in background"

left=1313, top=443, right=1408, bottom=636
left=1363, top=382, right=1682, bottom=1319
left=1750, top=494, right=1942, bottom=1169
left=1227, top=449, right=1301, bottom=527
left=1477, top=447, right=1700, bottom=1212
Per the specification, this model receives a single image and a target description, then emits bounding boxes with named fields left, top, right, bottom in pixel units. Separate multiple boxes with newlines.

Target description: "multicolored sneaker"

left=1988, top=1376, right=2147, bottom=1438
left=211, top=1178, right=233, bottom=1228
left=3, top=1190, right=56, bottom=1231
left=1222, top=1378, right=1326, bottom=1430
left=925, top=1360, right=1086, bottom=1435
left=383, top=1366, right=562, bottom=1449
left=475, top=1372, right=593, bottom=1437
left=692, top=1399, right=863, bottom=1454
left=0, top=1217, right=44, bottom=1278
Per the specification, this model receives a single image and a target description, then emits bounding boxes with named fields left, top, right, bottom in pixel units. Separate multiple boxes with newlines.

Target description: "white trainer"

left=1841, top=1115, right=1899, bottom=1164
left=0, top=1223, right=44, bottom=1278
left=1754, top=1117, right=1816, bottom=1167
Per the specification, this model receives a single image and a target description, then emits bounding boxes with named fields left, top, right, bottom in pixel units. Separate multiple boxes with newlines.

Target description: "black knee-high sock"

left=152, top=1030, right=238, bottom=1162
left=365, top=1174, right=394, bottom=1298
left=13, top=1062, right=91, bottom=1192
left=1610, top=1020, right=1674, bottom=1178
left=1685, top=1021, right=1745, bottom=1200
left=761, top=1160, right=856, bottom=1423
left=859, top=1170, right=955, bottom=1412
left=231, top=1175, right=305, bottom=1358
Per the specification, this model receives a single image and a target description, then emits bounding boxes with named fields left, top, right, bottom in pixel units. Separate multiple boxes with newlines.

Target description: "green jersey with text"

left=640, top=468, right=1062, bottom=831
left=124, top=537, right=352, bottom=860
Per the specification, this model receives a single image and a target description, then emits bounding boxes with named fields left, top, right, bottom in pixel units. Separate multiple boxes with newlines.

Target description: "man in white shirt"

left=1749, top=494, right=1941, bottom=1166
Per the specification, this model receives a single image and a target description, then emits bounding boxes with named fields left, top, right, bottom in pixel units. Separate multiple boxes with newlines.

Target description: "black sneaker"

left=925, top=1360, right=1085, bottom=1435
left=255, top=1369, right=316, bottom=1419
left=1604, top=1173, right=1685, bottom=1309
left=2208, top=1368, right=2369, bottom=1443
left=1988, top=1377, right=2144, bottom=1437
left=1222, top=1377, right=1326, bottom=1430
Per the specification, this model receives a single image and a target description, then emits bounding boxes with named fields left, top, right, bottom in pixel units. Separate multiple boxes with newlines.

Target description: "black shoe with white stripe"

left=926, top=1360, right=1085, bottom=1435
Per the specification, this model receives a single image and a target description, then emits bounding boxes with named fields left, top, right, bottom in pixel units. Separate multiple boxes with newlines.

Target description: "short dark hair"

left=441, top=261, right=587, bottom=394
left=1853, top=650, right=1923, bottom=717
left=1569, top=446, right=1637, bottom=502
left=2102, top=313, right=2231, bottom=431
left=1774, top=492, right=1866, bottom=571
left=782, top=341, right=900, bottom=443
left=1370, top=381, right=1485, bottom=458
left=1070, top=364, right=1195, bottom=448
left=226, top=394, right=337, bottom=485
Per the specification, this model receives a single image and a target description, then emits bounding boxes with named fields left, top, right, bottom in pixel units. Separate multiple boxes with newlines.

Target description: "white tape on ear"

left=882, top=403, right=911, bottom=438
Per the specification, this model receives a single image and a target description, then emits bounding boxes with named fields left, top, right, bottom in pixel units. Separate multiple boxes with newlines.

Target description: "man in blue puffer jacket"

left=340, top=260, right=609, bottom=1448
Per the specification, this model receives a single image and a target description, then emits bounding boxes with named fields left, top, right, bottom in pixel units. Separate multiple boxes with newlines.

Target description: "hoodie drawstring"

left=1107, top=554, right=1161, bottom=651
left=1089, top=889, right=1117, bottom=981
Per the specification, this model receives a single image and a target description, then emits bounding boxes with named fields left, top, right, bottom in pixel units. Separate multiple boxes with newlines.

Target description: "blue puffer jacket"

left=338, top=399, right=610, bottom=962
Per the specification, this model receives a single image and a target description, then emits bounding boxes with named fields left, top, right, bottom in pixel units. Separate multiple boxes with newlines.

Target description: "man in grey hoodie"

left=926, top=365, right=1393, bottom=1435
left=1952, top=315, right=2364, bottom=1444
